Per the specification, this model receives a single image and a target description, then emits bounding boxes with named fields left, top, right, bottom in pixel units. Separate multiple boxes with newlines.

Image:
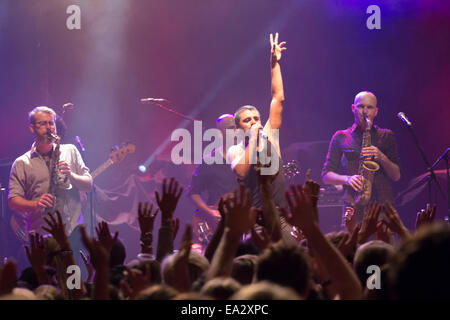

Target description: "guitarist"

left=187, top=114, right=238, bottom=242
left=8, top=106, right=92, bottom=246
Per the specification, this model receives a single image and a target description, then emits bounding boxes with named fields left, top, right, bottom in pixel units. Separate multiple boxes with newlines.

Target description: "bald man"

left=322, top=91, right=400, bottom=223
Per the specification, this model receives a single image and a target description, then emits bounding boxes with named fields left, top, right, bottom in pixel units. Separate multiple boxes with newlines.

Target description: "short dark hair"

left=389, top=223, right=450, bottom=299
left=256, top=242, right=311, bottom=296
left=234, top=105, right=259, bottom=126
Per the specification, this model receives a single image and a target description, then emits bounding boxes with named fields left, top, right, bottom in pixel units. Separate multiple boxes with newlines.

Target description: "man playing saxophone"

left=8, top=106, right=92, bottom=242
left=321, top=91, right=401, bottom=223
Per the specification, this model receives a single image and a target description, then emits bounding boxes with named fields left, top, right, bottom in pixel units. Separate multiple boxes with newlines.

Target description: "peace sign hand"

left=270, top=32, right=287, bottom=66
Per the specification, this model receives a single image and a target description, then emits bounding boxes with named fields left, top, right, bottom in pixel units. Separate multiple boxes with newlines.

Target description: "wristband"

left=345, top=176, right=351, bottom=185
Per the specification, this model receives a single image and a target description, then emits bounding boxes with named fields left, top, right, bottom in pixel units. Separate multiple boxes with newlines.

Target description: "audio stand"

left=90, top=184, right=96, bottom=237
left=430, top=148, right=449, bottom=222
left=0, top=183, right=7, bottom=262
left=404, top=124, right=446, bottom=205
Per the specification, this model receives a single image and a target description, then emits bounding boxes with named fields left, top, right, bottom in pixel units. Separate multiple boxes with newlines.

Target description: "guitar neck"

left=91, top=159, right=114, bottom=179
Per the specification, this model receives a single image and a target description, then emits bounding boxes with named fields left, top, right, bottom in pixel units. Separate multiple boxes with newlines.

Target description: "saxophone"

left=353, top=116, right=380, bottom=206
left=47, top=131, right=72, bottom=213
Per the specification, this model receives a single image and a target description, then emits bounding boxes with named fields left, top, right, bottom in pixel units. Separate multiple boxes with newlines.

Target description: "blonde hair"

left=28, top=106, right=56, bottom=124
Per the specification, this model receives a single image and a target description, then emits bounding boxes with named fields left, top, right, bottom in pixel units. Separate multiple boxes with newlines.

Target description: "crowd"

left=0, top=176, right=449, bottom=300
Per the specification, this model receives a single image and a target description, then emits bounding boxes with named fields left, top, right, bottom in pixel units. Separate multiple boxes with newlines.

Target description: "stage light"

left=138, top=165, right=147, bottom=173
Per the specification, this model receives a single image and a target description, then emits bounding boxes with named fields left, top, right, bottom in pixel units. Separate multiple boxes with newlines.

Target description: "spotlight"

left=138, top=165, right=147, bottom=173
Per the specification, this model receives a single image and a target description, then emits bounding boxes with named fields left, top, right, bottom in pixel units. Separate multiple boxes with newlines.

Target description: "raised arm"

left=268, top=32, right=286, bottom=130
left=207, top=185, right=257, bottom=280
left=155, top=178, right=183, bottom=262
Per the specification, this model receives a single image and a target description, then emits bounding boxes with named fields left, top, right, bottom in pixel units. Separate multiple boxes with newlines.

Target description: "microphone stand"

left=75, top=137, right=95, bottom=237
left=0, top=183, right=6, bottom=262
left=404, top=124, right=446, bottom=206
left=430, top=148, right=449, bottom=222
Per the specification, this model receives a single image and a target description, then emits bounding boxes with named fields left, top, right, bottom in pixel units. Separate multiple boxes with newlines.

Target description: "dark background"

left=1, top=0, right=449, bottom=266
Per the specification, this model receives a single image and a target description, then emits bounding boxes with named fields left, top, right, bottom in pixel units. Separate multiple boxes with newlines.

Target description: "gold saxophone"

left=47, top=131, right=72, bottom=213
left=354, top=116, right=380, bottom=206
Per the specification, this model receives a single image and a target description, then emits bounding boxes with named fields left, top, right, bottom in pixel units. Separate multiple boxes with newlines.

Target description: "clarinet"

left=47, top=131, right=71, bottom=214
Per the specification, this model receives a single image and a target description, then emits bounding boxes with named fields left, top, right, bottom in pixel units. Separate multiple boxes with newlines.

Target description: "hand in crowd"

left=270, top=32, right=286, bottom=66
left=357, top=202, right=381, bottom=244
left=222, top=184, right=257, bottom=238
left=255, top=161, right=277, bottom=185
left=80, top=226, right=110, bottom=270
left=283, top=184, right=318, bottom=234
left=80, top=250, right=95, bottom=284
left=138, top=201, right=159, bottom=234
left=42, top=211, right=70, bottom=250
left=171, top=217, right=180, bottom=240
left=415, top=203, right=437, bottom=231
left=96, top=221, right=119, bottom=253
left=374, top=220, right=391, bottom=243
left=36, top=193, right=54, bottom=210
left=337, top=224, right=360, bottom=259
left=120, top=265, right=151, bottom=299
left=25, top=233, right=48, bottom=271
left=250, top=226, right=272, bottom=252
left=344, top=207, right=357, bottom=234
left=155, top=178, right=183, bottom=225
left=303, top=169, right=321, bottom=221
left=171, top=224, right=193, bottom=292
left=0, top=260, right=17, bottom=296
left=382, top=201, right=411, bottom=240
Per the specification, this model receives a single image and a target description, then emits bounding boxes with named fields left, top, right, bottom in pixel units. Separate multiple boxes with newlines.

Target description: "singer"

left=8, top=106, right=92, bottom=246
left=321, top=91, right=401, bottom=224
left=227, top=32, right=287, bottom=209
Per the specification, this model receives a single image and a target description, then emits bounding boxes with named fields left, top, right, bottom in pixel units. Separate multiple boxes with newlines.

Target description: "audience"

left=0, top=175, right=443, bottom=300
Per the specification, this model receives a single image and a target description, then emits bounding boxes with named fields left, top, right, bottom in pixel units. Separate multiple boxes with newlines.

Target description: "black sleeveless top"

left=238, top=139, right=287, bottom=209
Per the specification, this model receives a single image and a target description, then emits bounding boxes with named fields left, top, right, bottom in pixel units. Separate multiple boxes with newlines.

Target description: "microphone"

left=140, top=98, right=167, bottom=103
left=258, top=129, right=268, bottom=140
left=397, top=112, right=412, bottom=126
left=62, top=102, right=74, bottom=109
left=74, top=136, right=86, bottom=152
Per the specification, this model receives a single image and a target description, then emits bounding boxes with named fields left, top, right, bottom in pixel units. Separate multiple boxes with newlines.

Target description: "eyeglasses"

left=34, top=121, right=55, bottom=127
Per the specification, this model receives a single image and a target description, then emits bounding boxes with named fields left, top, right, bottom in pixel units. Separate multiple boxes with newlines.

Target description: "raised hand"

left=357, top=202, right=381, bottom=244
left=25, top=233, right=48, bottom=271
left=80, top=250, right=95, bottom=284
left=171, top=218, right=180, bottom=240
left=0, top=260, right=17, bottom=296
left=155, top=178, right=183, bottom=224
left=270, top=32, right=286, bottom=66
left=383, top=201, right=411, bottom=240
left=95, top=221, right=119, bottom=253
left=138, top=202, right=159, bottom=234
left=344, top=207, right=357, bottom=234
left=374, top=220, right=391, bottom=243
left=283, top=184, right=317, bottom=233
left=337, top=225, right=360, bottom=259
left=42, top=211, right=70, bottom=250
left=80, top=226, right=109, bottom=270
left=250, top=226, right=272, bottom=252
left=171, top=224, right=193, bottom=292
left=415, top=203, right=437, bottom=231
left=303, top=169, right=321, bottom=222
left=222, top=184, right=257, bottom=238
left=303, top=169, right=321, bottom=207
